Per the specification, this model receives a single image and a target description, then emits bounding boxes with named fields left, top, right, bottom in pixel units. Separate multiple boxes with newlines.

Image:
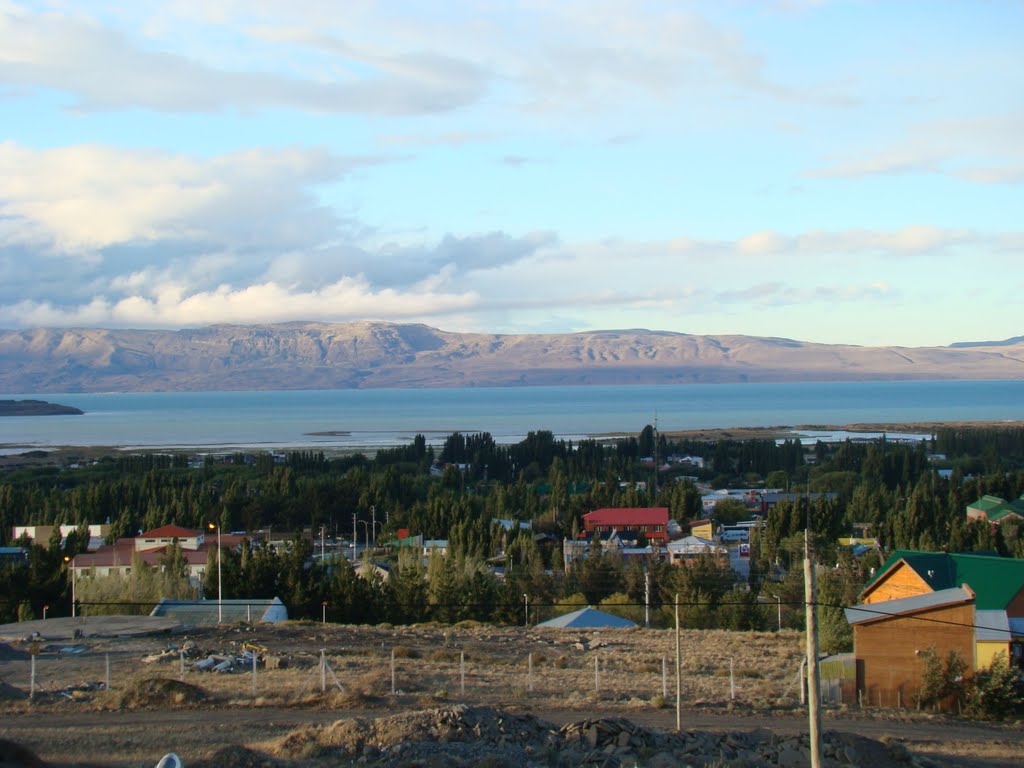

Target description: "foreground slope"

left=0, top=322, right=1022, bottom=392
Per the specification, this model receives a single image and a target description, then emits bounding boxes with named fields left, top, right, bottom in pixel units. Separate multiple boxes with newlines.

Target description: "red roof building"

left=71, top=528, right=246, bottom=588
left=582, top=507, right=669, bottom=542
left=136, top=525, right=204, bottom=552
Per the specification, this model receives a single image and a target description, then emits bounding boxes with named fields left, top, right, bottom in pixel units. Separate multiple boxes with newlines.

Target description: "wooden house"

left=845, top=550, right=1024, bottom=708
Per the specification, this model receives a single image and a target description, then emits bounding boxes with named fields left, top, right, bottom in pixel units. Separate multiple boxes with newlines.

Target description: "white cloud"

left=0, top=141, right=353, bottom=252
left=0, top=5, right=487, bottom=114
left=1, top=276, right=480, bottom=328
left=0, top=1, right=838, bottom=120
left=808, top=113, right=1024, bottom=184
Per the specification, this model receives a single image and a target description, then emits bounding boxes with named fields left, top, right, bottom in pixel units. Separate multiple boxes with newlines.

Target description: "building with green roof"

left=862, top=549, right=1024, bottom=611
left=966, top=493, right=1024, bottom=525
left=848, top=549, right=1024, bottom=708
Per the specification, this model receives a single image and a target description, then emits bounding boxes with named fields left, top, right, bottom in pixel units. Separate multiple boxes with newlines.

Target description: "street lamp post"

left=355, top=520, right=373, bottom=553
left=208, top=522, right=222, bottom=624
left=64, top=556, right=76, bottom=618
left=43, top=604, right=48, bottom=620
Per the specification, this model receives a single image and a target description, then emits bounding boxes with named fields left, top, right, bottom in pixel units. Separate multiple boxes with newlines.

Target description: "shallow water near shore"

left=2, top=380, right=1023, bottom=452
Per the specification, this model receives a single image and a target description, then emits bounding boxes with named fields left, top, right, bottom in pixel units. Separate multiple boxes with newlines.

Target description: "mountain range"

left=0, top=322, right=1022, bottom=393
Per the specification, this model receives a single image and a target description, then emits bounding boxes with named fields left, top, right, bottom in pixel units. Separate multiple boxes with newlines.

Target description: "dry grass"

left=0, top=622, right=808, bottom=716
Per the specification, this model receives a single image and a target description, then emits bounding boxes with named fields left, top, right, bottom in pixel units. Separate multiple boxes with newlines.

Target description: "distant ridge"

left=0, top=322, right=1022, bottom=393
left=949, top=335, right=1024, bottom=348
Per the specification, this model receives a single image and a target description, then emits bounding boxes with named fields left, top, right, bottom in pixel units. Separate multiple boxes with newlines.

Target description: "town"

left=3, top=424, right=1024, bottom=719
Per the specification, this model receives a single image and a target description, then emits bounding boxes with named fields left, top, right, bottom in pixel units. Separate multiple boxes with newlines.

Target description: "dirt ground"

left=0, top=619, right=1022, bottom=767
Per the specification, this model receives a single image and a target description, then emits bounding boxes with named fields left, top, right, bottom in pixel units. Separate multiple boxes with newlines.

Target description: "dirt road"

left=2, top=703, right=1021, bottom=767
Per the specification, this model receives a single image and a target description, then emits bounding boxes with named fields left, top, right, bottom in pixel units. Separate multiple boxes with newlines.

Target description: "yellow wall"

left=976, top=641, right=1010, bottom=670
left=690, top=522, right=713, bottom=539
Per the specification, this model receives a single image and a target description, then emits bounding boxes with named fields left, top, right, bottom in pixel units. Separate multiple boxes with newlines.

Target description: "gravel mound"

left=0, top=738, right=47, bottom=767
left=0, top=679, right=28, bottom=700
left=0, top=642, right=30, bottom=661
left=118, top=678, right=208, bottom=709
left=190, top=745, right=290, bottom=768
left=270, top=705, right=935, bottom=767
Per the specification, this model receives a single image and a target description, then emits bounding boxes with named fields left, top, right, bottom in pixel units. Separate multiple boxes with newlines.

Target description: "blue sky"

left=0, top=0, right=1021, bottom=347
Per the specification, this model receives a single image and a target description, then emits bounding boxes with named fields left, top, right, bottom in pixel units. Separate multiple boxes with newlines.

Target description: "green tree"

left=965, top=652, right=1024, bottom=720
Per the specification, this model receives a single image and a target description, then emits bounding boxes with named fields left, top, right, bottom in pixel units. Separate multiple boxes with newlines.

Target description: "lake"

left=1, top=380, right=1023, bottom=452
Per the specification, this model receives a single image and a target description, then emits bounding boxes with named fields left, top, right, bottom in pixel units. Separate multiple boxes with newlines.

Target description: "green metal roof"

left=967, top=495, right=1009, bottom=513
left=966, top=494, right=1024, bottom=523
left=987, top=505, right=1024, bottom=523
left=865, top=550, right=1024, bottom=611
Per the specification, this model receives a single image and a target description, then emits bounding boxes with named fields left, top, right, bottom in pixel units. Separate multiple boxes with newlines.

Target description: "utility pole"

left=644, top=569, right=651, bottom=629
left=652, top=411, right=659, bottom=503
left=674, top=592, right=681, bottom=731
left=804, top=529, right=823, bottom=768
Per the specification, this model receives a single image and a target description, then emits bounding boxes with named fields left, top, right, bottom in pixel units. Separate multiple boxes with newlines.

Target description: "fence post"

left=460, top=651, right=465, bottom=697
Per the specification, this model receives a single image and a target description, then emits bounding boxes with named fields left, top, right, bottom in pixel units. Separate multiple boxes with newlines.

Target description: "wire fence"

left=4, top=633, right=876, bottom=713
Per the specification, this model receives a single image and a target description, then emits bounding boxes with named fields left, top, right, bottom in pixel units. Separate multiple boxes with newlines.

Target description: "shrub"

left=965, top=653, right=1023, bottom=720
left=428, top=649, right=461, bottom=663
left=917, top=648, right=967, bottom=711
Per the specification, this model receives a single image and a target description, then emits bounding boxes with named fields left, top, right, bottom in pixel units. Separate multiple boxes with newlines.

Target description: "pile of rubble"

left=142, top=640, right=284, bottom=674
left=270, top=704, right=935, bottom=768
left=558, top=716, right=924, bottom=767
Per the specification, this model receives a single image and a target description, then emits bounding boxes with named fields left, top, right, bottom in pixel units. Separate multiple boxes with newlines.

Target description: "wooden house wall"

left=854, top=602, right=974, bottom=708
left=862, top=562, right=932, bottom=604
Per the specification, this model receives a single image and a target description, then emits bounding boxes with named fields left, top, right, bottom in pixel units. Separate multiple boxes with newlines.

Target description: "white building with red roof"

left=581, top=507, right=669, bottom=542
left=134, top=524, right=203, bottom=551
left=70, top=525, right=246, bottom=587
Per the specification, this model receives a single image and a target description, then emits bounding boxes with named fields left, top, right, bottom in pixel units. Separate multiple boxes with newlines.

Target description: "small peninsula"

left=0, top=399, right=84, bottom=417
